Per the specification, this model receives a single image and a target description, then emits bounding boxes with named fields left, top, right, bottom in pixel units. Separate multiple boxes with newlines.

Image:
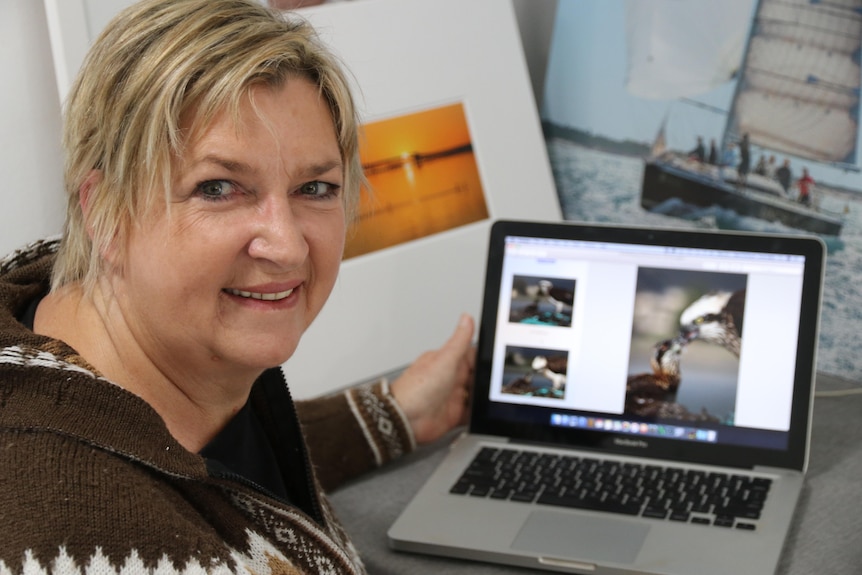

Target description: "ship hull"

left=641, top=160, right=843, bottom=236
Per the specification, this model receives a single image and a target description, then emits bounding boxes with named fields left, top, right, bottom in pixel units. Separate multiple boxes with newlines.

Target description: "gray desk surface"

left=329, top=373, right=862, bottom=574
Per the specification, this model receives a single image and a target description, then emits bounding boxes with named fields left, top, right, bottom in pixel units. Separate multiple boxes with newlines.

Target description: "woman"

left=0, top=1, right=474, bottom=573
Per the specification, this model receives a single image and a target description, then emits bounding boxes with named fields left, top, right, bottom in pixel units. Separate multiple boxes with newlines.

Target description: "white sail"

left=625, top=0, right=755, bottom=100
left=651, top=116, right=668, bottom=157
left=727, top=0, right=862, bottom=166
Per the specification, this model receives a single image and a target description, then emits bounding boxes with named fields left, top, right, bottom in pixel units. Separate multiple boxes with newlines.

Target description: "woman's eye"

left=299, top=181, right=340, bottom=199
left=196, top=180, right=236, bottom=201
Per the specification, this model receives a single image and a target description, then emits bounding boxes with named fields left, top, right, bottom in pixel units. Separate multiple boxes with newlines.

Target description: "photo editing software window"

left=489, top=234, right=806, bottom=448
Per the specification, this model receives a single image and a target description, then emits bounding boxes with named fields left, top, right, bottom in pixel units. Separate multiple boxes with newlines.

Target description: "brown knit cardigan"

left=0, top=238, right=416, bottom=574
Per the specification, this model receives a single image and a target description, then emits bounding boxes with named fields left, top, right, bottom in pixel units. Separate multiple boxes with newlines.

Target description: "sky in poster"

left=540, top=0, right=862, bottom=191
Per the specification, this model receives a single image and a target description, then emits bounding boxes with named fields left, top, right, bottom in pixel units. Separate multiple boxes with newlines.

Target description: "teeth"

left=226, top=288, right=294, bottom=301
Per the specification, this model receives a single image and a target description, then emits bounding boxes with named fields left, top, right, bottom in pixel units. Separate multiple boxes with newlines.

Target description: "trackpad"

left=511, top=510, right=649, bottom=564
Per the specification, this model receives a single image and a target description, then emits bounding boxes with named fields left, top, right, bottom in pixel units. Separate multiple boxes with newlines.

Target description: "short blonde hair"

left=53, top=0, right=363, bottom=292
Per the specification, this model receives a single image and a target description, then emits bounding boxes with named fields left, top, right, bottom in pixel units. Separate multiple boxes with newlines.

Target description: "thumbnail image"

left=624, top=267, right=746, bottom=424
left=509, top=275, right=575, bottom=327
left=501, top=345, right=569, bottom=399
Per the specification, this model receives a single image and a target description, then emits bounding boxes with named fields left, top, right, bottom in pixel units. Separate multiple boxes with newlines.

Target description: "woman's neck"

left=33, top=283, right=252, bottom=452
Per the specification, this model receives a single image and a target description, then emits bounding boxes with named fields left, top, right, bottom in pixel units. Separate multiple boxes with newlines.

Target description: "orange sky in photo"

left=360, top=103, right=472, bottom=164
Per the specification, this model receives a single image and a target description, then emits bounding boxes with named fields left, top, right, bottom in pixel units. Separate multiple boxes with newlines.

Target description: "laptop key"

left=511, top=491, right=540, bottom=503
left=715, top=502, right=763, bottom=519
left=642, top=509, right=669, bottom=520
left=449, top=481, right=471, bottom=495
left=470, top=485, right=492, bottom=497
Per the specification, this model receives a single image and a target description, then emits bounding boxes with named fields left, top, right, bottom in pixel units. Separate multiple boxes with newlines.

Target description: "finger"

left=462, top=382, right=473, bottom=422
left=444, top=313, right=475, bottom=354
left=466, top=344, right=477, bottom=372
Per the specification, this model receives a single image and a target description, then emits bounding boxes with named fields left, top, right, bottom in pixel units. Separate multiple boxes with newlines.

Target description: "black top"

left=200, top=400, right=290, bottom=501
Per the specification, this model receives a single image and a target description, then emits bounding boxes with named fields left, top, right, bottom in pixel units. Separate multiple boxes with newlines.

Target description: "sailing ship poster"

left=541, top=0, right=862, bottom=382
left=343, top=101, right=489, bottom=260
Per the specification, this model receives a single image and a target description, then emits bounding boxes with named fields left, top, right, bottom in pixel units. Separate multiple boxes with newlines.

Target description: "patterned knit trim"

left=378, top=378, right=417, bottom=449
left=344, top=380, right=415, bottom=467
left=0, top=236, right=60, bottom=275
left=230, top=493, right=365, bottom=575
left=0, top=345, right=102, bottom=380
left=1, top=547, right=241, bottom=575
left=0, top=530, right=318, bottom=575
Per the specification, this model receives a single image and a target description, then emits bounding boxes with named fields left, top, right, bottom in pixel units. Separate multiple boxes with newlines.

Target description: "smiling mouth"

left=225, top=288, right=294, bottom=301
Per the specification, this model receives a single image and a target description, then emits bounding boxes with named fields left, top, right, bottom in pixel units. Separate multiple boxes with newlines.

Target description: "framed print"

left=284, top=0, right=561, bottom=396
left=541, top=0, right=862, bottom=382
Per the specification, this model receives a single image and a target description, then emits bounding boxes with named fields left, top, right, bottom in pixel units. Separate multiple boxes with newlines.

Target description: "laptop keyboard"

left=449, top=446, right=771, bottom=531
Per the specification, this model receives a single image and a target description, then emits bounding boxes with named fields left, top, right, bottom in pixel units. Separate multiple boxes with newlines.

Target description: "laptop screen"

left=471, top=220, right=825, bottom=472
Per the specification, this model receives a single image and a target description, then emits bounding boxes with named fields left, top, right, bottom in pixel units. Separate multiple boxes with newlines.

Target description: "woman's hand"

left=391, top=313, right=476, bottom=445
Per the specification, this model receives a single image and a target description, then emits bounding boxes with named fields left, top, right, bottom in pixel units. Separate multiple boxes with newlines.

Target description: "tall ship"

left=630, top=0, right=862, bottom=237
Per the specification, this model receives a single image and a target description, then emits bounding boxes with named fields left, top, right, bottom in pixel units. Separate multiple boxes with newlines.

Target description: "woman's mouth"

left=224, top=288, right=294, bottom=301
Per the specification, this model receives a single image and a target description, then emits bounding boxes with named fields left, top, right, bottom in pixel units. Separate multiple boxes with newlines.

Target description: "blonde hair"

left=53, top=0, right=363, bottom=292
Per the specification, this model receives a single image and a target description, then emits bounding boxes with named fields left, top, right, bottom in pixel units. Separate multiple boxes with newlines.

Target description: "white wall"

left=0, top=0, right=65, bottom=256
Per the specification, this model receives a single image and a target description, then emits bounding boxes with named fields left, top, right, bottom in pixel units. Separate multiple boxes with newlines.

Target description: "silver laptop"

left=389, top=219, right=825, bottom=575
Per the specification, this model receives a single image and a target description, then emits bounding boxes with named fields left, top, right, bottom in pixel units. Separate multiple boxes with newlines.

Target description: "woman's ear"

left=79, top=169, right=122, bottom=269
left=79, top=169, right=102, bottom=240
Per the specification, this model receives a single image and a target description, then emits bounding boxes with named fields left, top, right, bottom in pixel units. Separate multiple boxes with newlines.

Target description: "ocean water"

left=546, top=137, right=862, bottom=382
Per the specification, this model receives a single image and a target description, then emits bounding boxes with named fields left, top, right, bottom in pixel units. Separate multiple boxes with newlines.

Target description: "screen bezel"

left=469, top=219, right=825, bottom=472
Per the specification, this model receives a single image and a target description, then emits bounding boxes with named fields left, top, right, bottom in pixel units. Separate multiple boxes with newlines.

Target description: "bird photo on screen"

left=679, top=289, right=745, bottom=357
left=625, top=271, right=744, bottom=424
left=624, top=337, right=720, bottom=422
left=501, top=347, right=568, bottom=399
left=509, top=276, right=575, bottom=327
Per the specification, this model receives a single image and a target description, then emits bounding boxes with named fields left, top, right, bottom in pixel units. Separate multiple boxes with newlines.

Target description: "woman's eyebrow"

left=195, top=154, right=257, bottom=175
left=298, top=160, right=344, bottom=179
left=190, top=154, right=343, bottom=181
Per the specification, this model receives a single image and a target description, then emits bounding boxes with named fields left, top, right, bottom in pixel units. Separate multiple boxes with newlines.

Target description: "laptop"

left=389, top=219, right=825, bottom=575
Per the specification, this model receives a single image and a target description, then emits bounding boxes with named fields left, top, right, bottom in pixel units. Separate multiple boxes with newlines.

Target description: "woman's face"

left=111, top=79, right=345, bottom=378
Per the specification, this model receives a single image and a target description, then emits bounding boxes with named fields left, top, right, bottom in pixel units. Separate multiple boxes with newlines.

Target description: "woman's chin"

left=227, top=342, right=300, bottom=374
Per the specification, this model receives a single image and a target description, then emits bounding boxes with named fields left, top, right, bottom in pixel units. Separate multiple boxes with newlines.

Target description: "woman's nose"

left=246, top=196, right=308, bottom=268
